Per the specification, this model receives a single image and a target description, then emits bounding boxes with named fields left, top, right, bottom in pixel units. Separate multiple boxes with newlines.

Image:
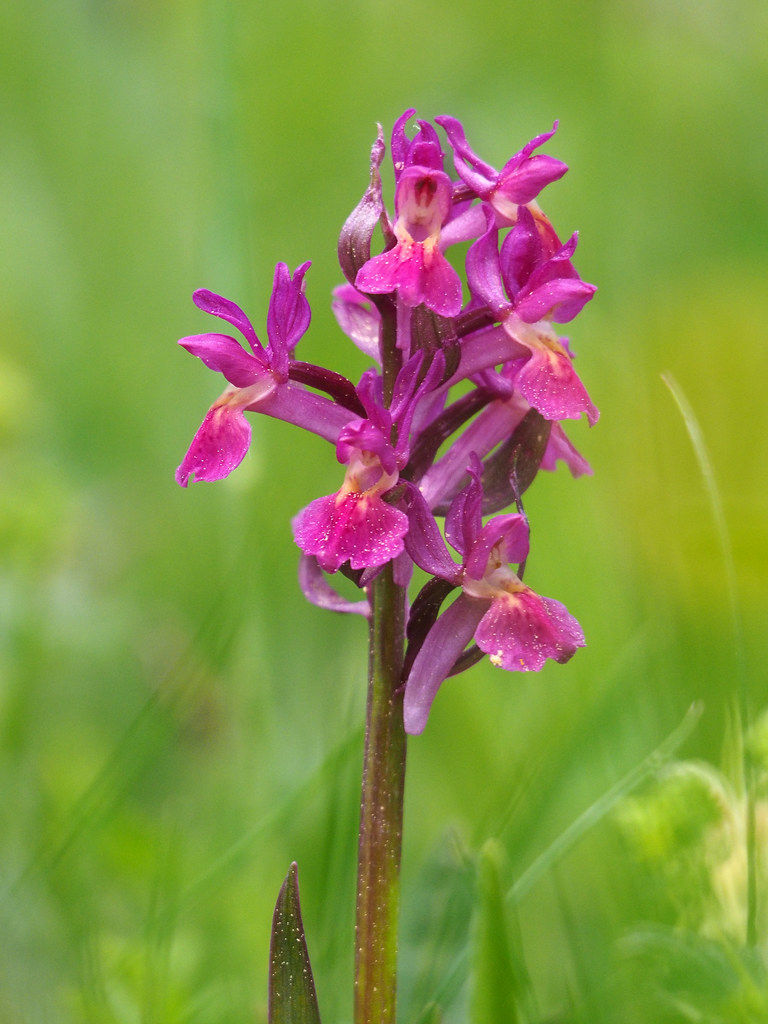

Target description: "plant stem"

left=354, top=560, right=407, bottom=1024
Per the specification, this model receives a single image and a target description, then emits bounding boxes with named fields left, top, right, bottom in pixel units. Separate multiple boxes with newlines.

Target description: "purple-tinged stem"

left=354, top=561, right=407, bottom=1024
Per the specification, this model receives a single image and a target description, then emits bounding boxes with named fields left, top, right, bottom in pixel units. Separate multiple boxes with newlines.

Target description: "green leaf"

left=471, top=840, right=521, bottom=1024
left=269, top=863, right=322, bottom=1024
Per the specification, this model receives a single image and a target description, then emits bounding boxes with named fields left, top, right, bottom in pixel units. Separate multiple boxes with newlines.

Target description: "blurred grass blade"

left=661, top=371, right=755, bottom=944
left=660, top=373, right=742, bottom=652
left=269, top=863, right=322, bottom=1024
left=471, top=840, right=520, bottom=1024
left=509, top=701, right=703, bottom=904
left=414, top=1003, right=444, bottom=1024
left=421, top=702, right=703, bottom=1015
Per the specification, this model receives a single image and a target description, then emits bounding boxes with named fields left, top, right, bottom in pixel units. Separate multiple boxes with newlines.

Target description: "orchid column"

left=175, top=109, right=597, bottom=1024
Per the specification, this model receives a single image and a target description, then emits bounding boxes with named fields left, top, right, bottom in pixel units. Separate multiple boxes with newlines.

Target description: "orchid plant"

left=176, top=109, right=596, bottom=1024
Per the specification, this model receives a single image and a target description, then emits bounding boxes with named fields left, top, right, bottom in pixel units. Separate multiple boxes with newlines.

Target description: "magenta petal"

left=175, top=396, right=252, bottom=486
left=541, top=423, right=593, bottom=477
left=434, top=115, right=496, bottom=193
left=420, top=249, right=463, bottom=317
left=356, top=245, right=462, bottom=317
left=517, top=122, right=560, bottom=156
left=390, top=108, right=417, bottom=178
left=495, top=123, right=568, bottom=205
left=390, top=350, right=445, bottom=466
left=475, top=589, right=585, bottom=670
left=404, top=593, right=487, bottom=735
left=440, top=204, right=488, bottom=248
left=331, top=285, right=381, bottom=361
left=496, top=154, right=569, bottom=205
left=403, top=483, right=462, bottom=582
left=267, top=261, right=312, bottom=360
left=179, top=333, right=267, bottom=388
left=514, top=347, right=599, bottom=425
left=464, top=514, right=530, bottom=581
left=466, top=218, right=508, bottom=311
left=391, top=549, right=415, bottom=588
left=292, top=491, right=408, bottom=573
left=192, top=289, right=262, bottom=352
left=337, top=426, right=392, bottom=478
left=444, top=456, right=483, bottom=557
left=297, top=554, right=371, bottom=616
left=355, top=247, right=403, bottom=297
left=499, top=206, right=541, bottom=294
left=515, top=279, right=597, bottom=325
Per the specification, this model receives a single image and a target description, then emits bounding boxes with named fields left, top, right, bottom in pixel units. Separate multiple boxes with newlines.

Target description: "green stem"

left=354, top=561, right=407, bottom=1024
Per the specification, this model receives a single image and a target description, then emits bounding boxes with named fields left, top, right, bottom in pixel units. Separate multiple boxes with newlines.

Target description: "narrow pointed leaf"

left=269, top=863, right=322, bottom=1024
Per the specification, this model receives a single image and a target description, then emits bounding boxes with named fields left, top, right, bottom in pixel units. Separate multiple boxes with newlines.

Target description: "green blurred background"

left=1, top=0, right=766, bottom=1020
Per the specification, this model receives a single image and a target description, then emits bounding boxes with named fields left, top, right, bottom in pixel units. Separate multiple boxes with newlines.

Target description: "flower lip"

left=292, top=488, right=409, bottom=574
left=477, top=588, right=585, bottom=670
left=175, top=387, right=254, bottom=487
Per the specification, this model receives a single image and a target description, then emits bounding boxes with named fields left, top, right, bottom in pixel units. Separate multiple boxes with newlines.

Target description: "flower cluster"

left=176, top=110, right=596, bottom=734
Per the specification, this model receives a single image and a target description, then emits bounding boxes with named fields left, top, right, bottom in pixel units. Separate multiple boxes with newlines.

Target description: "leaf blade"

left=269, top=862, right=322, bottom=1024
